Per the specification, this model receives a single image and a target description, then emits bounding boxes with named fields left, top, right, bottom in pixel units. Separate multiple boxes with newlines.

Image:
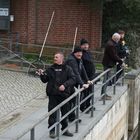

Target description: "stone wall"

left=125, top=69, right=140, bottom=131
left=84, top=91, right=129, bottom=140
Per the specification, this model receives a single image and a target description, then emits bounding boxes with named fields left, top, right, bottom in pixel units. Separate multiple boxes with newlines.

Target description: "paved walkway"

left=0, top=69, right=47, bottom=133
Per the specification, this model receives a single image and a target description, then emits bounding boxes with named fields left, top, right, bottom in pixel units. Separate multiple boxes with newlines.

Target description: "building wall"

left=10, top=0, right=28, bottom=43
left=10, top=0, right=102, bottom=48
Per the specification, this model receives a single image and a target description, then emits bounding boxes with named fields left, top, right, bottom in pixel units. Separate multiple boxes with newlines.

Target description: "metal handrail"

left=6, top=67, right=125, bottom=140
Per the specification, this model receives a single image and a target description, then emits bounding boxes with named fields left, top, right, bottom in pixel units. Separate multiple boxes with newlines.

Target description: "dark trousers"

left=48, top=96, right=68, bottom=132
left=116, top=64, right=123, bottom=81
left=101, top=66, right=112, bottom=95
left=68, top=86, right=77, bottom=121
left=80, top=85, right=94, bottom=112
left=68, top=97, right=76, bottom=121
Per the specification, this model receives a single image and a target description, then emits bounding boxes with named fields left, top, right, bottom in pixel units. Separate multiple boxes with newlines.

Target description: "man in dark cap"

left=65, top=46, right=90, bottom=121
left=66, top=46, right=90, bottom=88
left=80, top=39, right=96, bottom=112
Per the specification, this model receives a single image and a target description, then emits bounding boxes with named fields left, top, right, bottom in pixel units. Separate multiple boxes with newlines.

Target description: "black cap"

left=80, top=38, right=88, bottom=45
left=73, top=46, right=83, bottom=53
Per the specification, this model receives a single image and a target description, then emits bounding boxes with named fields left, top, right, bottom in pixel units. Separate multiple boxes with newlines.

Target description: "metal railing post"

left=122, top=68, right=125, bottom=86
left=103, top=93, right=106, bottom=105
left=113, top=65, right=117, bottom=95
left=56, top=108, right=61, bottom=140
left=30, top=128, right=35, bottom=140
left=91, top=85, right=94, bottom=117
left=103, top=72, right=107, bottom=105
left=113, top=83, right=116, bottom=95
left=75, top=92, right=80, bottom=133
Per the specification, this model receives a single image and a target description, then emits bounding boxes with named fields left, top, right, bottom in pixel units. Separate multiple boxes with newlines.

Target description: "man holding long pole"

left=37, top=52, right=75, bottom=138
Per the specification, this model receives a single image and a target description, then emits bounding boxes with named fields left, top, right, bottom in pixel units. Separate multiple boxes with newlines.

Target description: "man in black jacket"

left=80, top=39, right=96, bottom=112
left=66, top=46, right=90, bottom=121
left=101, top=33, right=123, bottom=100
left=37, top=52, right=76, bottom=138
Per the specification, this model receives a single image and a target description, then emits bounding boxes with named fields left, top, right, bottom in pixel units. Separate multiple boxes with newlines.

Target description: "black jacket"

left=102, top=39, right=123, bottom=68
left=40, top=64, right=76, bottom=97
left=65, top=54, right=89, bottom=86
left=116, top=39, right=127, bottom=59
left=82, top=50, right=96, bottom=80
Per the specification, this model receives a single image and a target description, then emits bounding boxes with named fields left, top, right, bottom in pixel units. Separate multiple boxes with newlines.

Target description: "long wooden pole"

left=39, top=11, right=55, bottom=59
left=72, top=27, right=78, bottom=52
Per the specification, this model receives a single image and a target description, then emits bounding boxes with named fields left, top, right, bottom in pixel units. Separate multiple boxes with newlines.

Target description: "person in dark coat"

left=65, top=46, right=90, bottom=121
left=37, top=52, right=76, bottom=138
left=80, top=39, right=96, bottom=112
left=66, top=46, right=90, bottom=87
left=116, top=30, right=129, bottom=81
left=101, top=33, right=123, bottom=100
left=117, top=30, right=129, bottom=59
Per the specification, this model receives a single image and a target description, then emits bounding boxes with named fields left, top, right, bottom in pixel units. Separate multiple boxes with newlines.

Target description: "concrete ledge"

left=125, top=68, right=140, bottom=131
left=125, top=68, right=140, bottom=79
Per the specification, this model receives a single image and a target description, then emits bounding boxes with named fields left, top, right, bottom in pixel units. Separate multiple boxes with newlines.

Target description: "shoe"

left=63, top=130, right=73, bottom=137
left=99, top=94, right=112, bottom=101
left=49, top=131, right=56, bottom=139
